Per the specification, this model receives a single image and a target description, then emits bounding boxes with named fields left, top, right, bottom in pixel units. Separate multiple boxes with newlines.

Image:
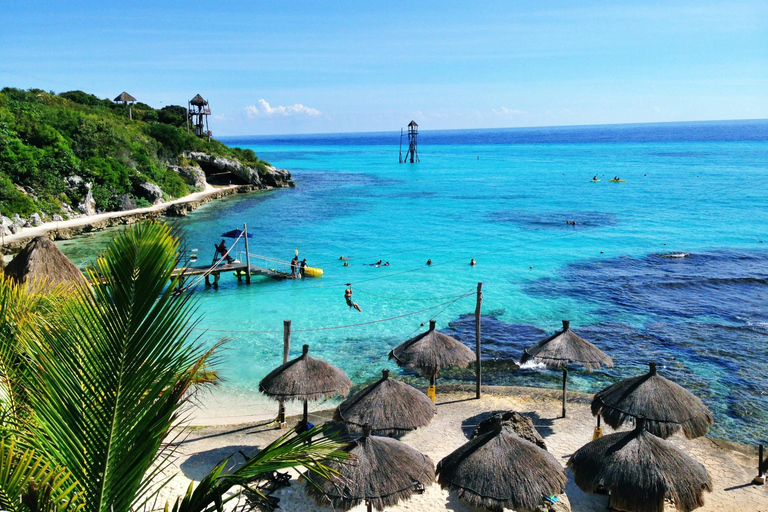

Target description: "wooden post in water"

left=755, top=444, right=765, bottom=485
left=243, top=223, right=251, bottom=285
left=475, top=282, right=483, bottom=399
left=278, top=320, right=291, bottom=427
left=562, top=366, right=568, bottom=418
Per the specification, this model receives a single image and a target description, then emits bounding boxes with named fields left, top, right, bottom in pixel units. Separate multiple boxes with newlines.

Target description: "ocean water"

left=57, top=120, right=768, bottom=444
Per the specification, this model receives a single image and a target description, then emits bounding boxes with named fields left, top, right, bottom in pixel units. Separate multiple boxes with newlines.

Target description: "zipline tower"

left=187, top=94, right=212, bottom=141
left=400, top=120, right=419, bottom=163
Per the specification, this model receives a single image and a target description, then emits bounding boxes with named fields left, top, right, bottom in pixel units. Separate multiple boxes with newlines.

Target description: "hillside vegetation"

left=0, top=87, right=270, bottom=220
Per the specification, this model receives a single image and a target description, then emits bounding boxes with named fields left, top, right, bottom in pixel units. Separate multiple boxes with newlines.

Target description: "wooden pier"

left=172, top=259, right=294, bottom=289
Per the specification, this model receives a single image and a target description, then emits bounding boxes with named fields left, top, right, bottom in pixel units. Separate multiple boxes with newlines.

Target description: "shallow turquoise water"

left=57, top=123, right=768, bottom=443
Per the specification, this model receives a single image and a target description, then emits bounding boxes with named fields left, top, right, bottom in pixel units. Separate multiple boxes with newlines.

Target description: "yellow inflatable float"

left=303, top=266, right=323, bottom=278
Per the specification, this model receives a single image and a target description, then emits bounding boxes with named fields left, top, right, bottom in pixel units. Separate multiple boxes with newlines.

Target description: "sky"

left=1, top=0, right=767, bottom=135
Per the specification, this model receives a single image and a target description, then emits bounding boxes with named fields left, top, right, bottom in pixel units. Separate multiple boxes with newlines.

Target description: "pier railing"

left=237, top=251, right=293, bottom=275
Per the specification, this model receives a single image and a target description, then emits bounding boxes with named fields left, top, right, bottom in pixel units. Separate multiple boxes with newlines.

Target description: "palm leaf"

left=25, top=221, right=217, bottom=512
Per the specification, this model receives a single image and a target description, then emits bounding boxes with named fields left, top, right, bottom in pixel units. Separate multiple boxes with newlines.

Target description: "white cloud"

left=245, top=99, right=321, bottom=118
left=493, top=107, right=525, bottom=115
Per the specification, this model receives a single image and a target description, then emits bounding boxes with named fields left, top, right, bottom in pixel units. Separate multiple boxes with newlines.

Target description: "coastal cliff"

left=0, top=87, right=293, bottom=237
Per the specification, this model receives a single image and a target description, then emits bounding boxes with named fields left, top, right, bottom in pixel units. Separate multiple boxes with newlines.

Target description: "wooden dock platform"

left=172, top=261, right=293, bottom=288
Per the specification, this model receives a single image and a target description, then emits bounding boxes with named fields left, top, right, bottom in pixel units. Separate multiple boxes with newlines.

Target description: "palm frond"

left=25, top=221, right=217, bottom=512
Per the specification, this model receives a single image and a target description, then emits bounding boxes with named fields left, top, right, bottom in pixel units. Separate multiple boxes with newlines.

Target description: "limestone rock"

left=117, top=194, right=137, bottom=211
left=52, top=214, right=63, bottom=222
left=137, top=182, right=164, bottom=205
left=11, top=214, right=25, bottom=233
left=261, top=164, right=293, bottom=187
left=0, top=216, right=13, bottom=237
left=78, top=183, right=97, bottom=216
left=183, top=151, right=293, bottom=188
left=472, top=411, right=548, bottom=451
left=169, top=164, right=207, bottom=189
left=29, top=213, right=43, bottom=227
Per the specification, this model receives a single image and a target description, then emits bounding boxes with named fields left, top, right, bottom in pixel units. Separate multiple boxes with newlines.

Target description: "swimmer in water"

left=345, top=287, right=362, bottom=312
left=426, top=259, right=432, bottom=266
left=470, top=259, right=476, bottom=266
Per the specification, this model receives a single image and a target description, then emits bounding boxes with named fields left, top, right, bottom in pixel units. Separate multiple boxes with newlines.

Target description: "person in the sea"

left=383, top=262, right=390, bottom=266
left=343, top=261, right=349, bottom=267
left=614, top=176, right=619, bottom=180
left=593, top=175, right=598, bottom=180
left=426, top=259, right=432, bottom=265
left=300, top=258, right=307, bottom=278
left=216, top=240, right=234, bottom=263
left=376, top=260, right=382, bottom=266
left=470, top=259, right=476, bottom=266
left=345, top=287, right=362, bottom=312
left=290, top=256, right=298, bottom=278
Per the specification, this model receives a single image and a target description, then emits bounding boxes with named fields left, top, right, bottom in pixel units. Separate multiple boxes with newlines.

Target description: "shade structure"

left=389, top=320, right=475, bottom=401
left=190, top=94, right=208, bottom=106
left=567, top=419, right=712, bottom=512
left=591, top=362, right=713, bottom=439
left=259, top=344, right=352, bottom=425
left=334, top=369, right=436, bottom=436
left=113, top=92, right=136, bottom=103
left=436, top=418, right=566, bottom=512
left=4, top=236, right=87, bottom=292
left=304, top=427, right=435, bottom=512
left=220, top=229, right=253, bottom=239
left=520, top=320, right=612, bottom=417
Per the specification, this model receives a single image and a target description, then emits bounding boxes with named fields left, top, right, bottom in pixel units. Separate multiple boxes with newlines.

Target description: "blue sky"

left=2, top=1, right=766, bottom=134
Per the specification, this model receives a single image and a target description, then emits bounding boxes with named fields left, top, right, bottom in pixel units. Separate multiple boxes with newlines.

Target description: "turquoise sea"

left=58, top=120, right=768, bottom=444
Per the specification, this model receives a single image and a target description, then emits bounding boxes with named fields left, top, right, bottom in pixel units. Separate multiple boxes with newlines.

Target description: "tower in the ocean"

left=187, top=94, right=212, bottom=140
left=400, top=120, right=419, bottom=163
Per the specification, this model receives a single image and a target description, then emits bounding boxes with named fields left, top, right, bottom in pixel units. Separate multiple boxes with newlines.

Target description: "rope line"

left=191, top=292, right=476, bottom=334
left=354, top=288, right=476, bottom=302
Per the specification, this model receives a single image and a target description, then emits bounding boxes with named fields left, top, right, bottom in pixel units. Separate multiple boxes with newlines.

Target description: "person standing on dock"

left=290, top=256, right=298, bottom=278
left=300, top=258, right=307, bottom=278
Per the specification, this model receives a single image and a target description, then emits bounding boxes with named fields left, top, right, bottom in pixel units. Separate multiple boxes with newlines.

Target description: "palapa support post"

left=278, top=320, right=291, bottom=428
left=562, top=365, right=568, bottom=418
left=366, top=499, right=373, bottom=512
left=593, top=414, right=603, bottom=440
left=243, top=223, right=251, bottom=285
left=754, top=444, right=765, bottom=485
left=302, top=344, right=310, bottom=425
left=475, top=282, right=483, bottom=399
left=428, top=374, right=436, bottom=403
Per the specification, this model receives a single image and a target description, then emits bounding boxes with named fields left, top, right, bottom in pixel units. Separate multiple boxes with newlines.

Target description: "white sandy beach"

left=156, top=386, right=768, bottom=512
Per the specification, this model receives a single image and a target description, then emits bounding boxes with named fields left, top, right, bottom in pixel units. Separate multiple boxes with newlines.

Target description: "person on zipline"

left=345, top=287, right=362, bottom=312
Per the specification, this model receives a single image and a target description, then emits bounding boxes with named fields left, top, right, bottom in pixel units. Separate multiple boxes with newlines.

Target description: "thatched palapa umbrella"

left=4, top=236, right=87, bottom=292
left=592, top=362, right=713, bottom=439
left=259, top=344, right=352, bottom=426
left=389, top=320, right=475, bottom=401
left=334, top=369, right=436, bottom=436
left=521, top=320, right=612, bottom=417
left=304, top=426, right=435, bottom=512
left=568, top=418, right=712, bottom=512
left=436, top=417, right=566, bottom=512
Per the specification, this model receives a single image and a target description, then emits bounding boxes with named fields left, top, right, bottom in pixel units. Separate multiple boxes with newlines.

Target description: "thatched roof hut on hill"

left=4, top=237, right=86, bottom=292
left=113, top=92, right=137, bottom=104
left=568, top=419, right=712, bottom=512
left=521, top=320, right=612, bottom=417
left=304, top=427, right=435, bottom=512
left=389, top=320, right=475, bottom=401
left=436, top=417, right=566, bottom=512
left=592, top=362, right=713, bottom=439
left=334, top=369, right=436, bottom=436
left=259, top=344, right=351, bottom=426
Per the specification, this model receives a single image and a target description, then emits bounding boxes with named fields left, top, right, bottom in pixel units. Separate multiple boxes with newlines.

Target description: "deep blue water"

left=59, top=120, right=768, bottom=444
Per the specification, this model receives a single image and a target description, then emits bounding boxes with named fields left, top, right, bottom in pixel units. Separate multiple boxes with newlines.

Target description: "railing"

left=237, top=251, right=293, bottom=275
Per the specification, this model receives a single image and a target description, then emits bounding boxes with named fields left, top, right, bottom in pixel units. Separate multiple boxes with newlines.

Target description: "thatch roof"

left=591, top=362, right=713, bottom=439
left=436, top=418, right=566, bottom=512
left=520, top=320, right=612, bottom=371
left=389, top=320, right=475, bottom=378
left=334, top=369, right=436, bottom=436
left=259, top=344, right=352, bottom=402
left=4, top=237, right=87, bottom=292
left=114, top=92, right=136, bottom=103
left=408, top=120, right=418, bottom=127
left=304, top=428, right=435, bottom=511
left=190, top=94, right=208, bottom=106
left=471, top=411, right=547, bottom=451
left=567, top=419, right=712, bottom=512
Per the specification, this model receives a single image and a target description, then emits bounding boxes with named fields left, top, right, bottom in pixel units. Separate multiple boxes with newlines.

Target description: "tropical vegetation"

left=0, top=221, right=347, bottom=512
left=0, top=88, right=270, bottom=218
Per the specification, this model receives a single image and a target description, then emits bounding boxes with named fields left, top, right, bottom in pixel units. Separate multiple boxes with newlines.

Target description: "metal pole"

left=278, top=320, right=291, bottom=427
left=475, top=282, right=483, bottom=399
left=562, top=366, right=568, bottom=418
left=755, top=444, right=765, bottom=485
left=243, top=223, right=251, bottom=285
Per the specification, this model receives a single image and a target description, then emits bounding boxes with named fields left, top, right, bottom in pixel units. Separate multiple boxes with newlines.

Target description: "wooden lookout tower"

left=187, top=94, right=212, bottom=140
left=114, top=92, right=137, bottom=120
left=399, top=120, right=419, bottom=163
